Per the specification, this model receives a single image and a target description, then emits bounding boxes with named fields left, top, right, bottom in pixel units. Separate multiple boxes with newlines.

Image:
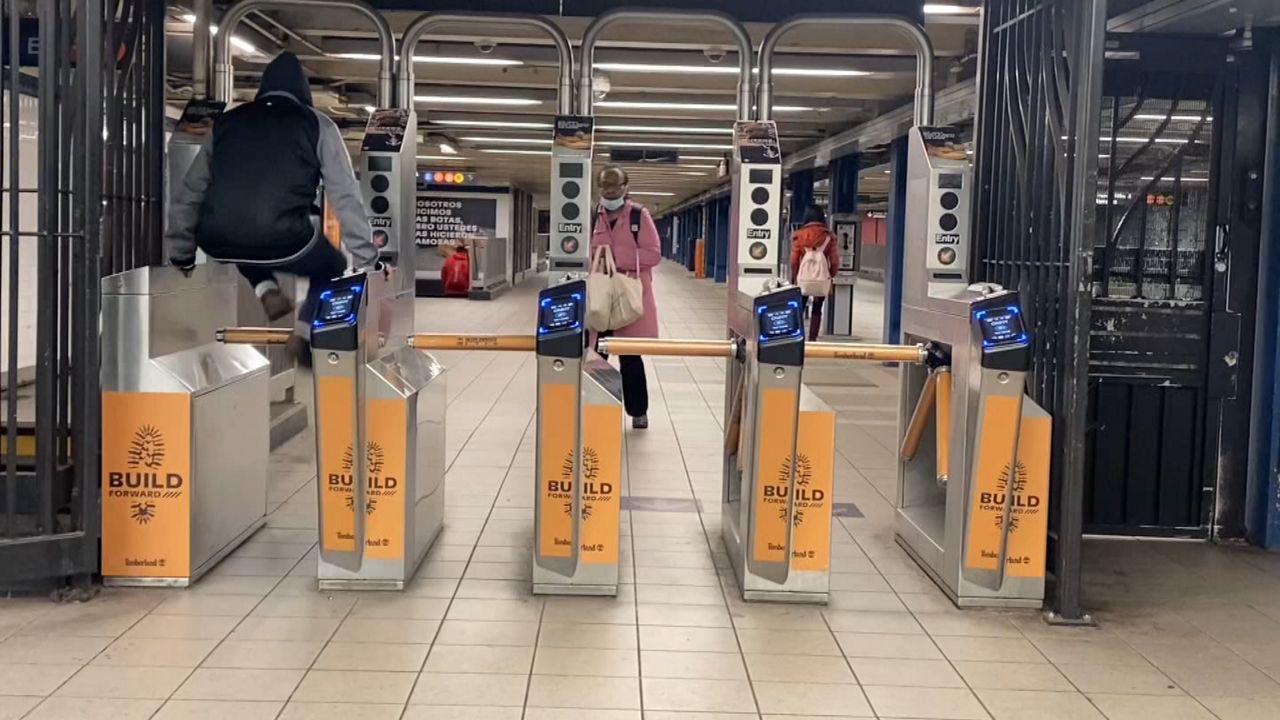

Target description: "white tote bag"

left=585, top=246, right=617, bottom=332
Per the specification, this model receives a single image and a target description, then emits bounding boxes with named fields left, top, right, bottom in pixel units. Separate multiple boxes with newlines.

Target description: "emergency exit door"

left=1085, top=38, right=1258, bottom=537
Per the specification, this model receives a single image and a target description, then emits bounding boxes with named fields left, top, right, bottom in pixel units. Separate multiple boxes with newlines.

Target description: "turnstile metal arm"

left=597, top=337, right=738, bottom=358
left=409, top=333, right=537, bottom=351
left=217, top=327, right=292, bottom=345
left=804, top=342, right=928, bottom=364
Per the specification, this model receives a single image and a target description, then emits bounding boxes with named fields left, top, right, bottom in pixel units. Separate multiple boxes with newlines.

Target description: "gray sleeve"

left=314, top=110, right=377, bottom=270
left=164, top=141, right=211, bottom=266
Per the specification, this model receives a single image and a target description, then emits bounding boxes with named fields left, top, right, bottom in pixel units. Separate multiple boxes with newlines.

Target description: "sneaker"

left=632, top=415, right=649, bottom=430
left=285, top=335, right=312, bottom=369
left=260, top=289, right=294, bottom=321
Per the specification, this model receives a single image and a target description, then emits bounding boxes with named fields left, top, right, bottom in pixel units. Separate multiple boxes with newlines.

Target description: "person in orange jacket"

left=788, top=204, right=839, bottom=341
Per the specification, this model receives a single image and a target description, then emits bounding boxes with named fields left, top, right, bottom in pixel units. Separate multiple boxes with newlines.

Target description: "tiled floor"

left=4, top=262, right=1280, bottom=719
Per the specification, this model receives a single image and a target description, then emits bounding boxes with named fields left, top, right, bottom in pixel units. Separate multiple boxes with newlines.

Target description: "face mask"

left=601, top=195, right=626, bottom=211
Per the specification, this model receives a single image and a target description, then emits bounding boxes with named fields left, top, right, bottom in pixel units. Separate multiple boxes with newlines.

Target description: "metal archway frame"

left=398, top=12, right=574, bottom=115
left=756, top=14, right=935, bottom=126
left=578, top=8, right=753, bottom=120
left=213, top=0, right=395, bottom=107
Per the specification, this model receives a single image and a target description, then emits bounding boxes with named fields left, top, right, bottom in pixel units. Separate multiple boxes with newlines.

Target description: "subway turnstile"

left=220, top=270, right=445, bottom=590
left=101, top=265, right=270, bottom=586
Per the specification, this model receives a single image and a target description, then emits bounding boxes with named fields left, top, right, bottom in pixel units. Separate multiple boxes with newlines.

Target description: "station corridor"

left=1, top=263, right=1280, bottom=720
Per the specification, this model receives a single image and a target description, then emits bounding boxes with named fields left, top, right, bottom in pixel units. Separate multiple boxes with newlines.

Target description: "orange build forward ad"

left=752, top=388, right=798, bottom=565
left=790, top=410, right=835, bottom=572
left=101, top=392, right=192, bottom=578
left=579, top=403, right=622, bottom=565
left=538, top=383, right=576, bottom=558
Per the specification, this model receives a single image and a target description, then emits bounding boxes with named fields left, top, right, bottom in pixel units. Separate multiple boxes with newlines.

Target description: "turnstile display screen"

left=539, top=294, right=582, bottom=333
left=315, top=287, right=360, bottom=326
left=758, top=300, right=802, bottom=341
left=976, top=306, right=1027, bottom=347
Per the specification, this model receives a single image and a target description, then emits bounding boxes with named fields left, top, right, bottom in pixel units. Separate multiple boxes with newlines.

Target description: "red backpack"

left=442, top=248, right=470, bottom=296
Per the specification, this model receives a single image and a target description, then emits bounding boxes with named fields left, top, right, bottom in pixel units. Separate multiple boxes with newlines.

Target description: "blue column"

left=787, top=169, right=815, bottom=276
left=1250, top=104, right=1280, bottom=547
left=830, top=154, right=859, bottom=216
left=714, top=197, right=730, bottom=283
left=883, top=136, right=908, bottom=344
left=703, top=200, right=717, bottom=278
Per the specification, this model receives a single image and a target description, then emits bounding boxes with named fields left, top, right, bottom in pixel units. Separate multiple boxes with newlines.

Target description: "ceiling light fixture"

left=415, top=95, right=543, bottom=106
left=628, top=191, right=676, bottom=197
left=330, top=52, right=522, bottom=67
left=479, top=148, right=552, bottom=156
left=596, top=140, right=732, bottom=150
left=922, top=4, right=980, bottom=15
left=597, top=124, right=732, bottom=135
left=593, top=62, right=869, bottom=77
left=416, top=154, right=467, bottom=161
left=438, top=142, right=458, bottom=155
left=459, top=136, right=553, bottom=145
left=180, top=16, right=257, bottom=54
left=1132, top=114, right=1213, bottom=122
left=595, top=100, right=811, bottom=112
left=433, top=119, right=553, bottom=129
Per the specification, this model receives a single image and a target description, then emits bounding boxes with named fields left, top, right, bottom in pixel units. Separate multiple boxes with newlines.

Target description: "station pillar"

left=714, top=197, right=731, bottom=283
left=830, top=154, right=859, bottom=216
left=883, top=136, right=908, bottom=344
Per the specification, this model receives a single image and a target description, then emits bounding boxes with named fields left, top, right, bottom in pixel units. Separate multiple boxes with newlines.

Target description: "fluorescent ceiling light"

left=1115, top=136, right=1192, bottom=144
left=629, top=191, right=675, bottom=197
left=438, top=142, right=458, bottom=155
left=362, top=105, right=376, bottom=114
left=598, top=124, right=731, bottom=135
left=594, top=62, right=869, bottom=78
left=460, top=136, right=552, bottom=145
left=181, top=13, right=196, bottom=21
left=479, top=148, right=551, bottom=156
left=596, top=140, right=732, bottom=150
left=595, top=100, right=811, bottom=112
left=676, top=171, right=710, bottom=176
left=330, top=52, right=522, bottom=67
left=1133, top=114, right=1212, bottom=122
left=680, top=155, right=724, bottom=161
left=434, top=119, right=553, bottom=129
left=417, top=154, right=466, bottom=161
left=180, top=17, right=256, bottom=54
left=923, top=4, right=980, bottom=15
left=1140, top=176, right=1208, bottom=183
left=415, top=95, right=542, bottom=106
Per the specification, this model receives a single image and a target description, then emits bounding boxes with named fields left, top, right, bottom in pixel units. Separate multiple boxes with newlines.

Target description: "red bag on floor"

left=442, top=248, right=470, bottom=297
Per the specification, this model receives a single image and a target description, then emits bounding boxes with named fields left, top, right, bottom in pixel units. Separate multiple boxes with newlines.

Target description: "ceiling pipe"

left=398, top=13, right=574, bottom=115
left=757, top=14, right=934, bottom=126
left=191, top=0, right=212, bottom=98
left=578, top=8, right=752, bottom=121
left=214, top=0, right=394, bottom=106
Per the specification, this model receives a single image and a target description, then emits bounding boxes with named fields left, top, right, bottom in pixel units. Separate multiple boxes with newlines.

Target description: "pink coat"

left=590, top=199, right=661, bottom=338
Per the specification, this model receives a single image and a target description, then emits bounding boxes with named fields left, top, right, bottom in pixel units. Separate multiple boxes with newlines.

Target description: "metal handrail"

left=213, top=0, right=395, bottom=106
left=398, top=12, right=574, bottom=115
left=756, top=14, right=934, bottom=126
left=578, top=8, right=753, bottom=120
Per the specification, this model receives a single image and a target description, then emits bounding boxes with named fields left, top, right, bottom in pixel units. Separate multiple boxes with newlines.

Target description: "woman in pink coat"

left=591, top=165, right=662, bottom=429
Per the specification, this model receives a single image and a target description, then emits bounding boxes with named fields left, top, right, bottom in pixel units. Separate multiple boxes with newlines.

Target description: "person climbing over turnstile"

left=164, top=51, right=377, bottom=365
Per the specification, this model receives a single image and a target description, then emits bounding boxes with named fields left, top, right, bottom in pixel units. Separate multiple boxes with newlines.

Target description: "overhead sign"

left=414, top=195, right=497, bottom=246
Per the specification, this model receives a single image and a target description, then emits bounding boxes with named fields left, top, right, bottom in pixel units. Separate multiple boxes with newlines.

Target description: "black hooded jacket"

left=195, top=52, right=323, bottom=261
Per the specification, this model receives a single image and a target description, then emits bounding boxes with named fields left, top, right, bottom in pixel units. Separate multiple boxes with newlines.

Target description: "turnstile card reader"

left=896, top=288, right=1050, bottom=608
left=724, top=285, right=836, bottom=603
left=729, top=121, right=784, bottom=327
left=361, top=108, right=418, bottom=293
left=312, top=270, right=446, bottom=591
left=903, top=125, right=973, bottom=305
left=534, top=280, right=624, bottom=596
left=549, top=116, right=594, bottom=274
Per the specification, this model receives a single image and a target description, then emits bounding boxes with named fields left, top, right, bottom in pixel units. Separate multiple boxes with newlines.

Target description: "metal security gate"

left=971, top=0, right=1107, bottom=621
left=0, top=0, right=164, bottom=588
left=1086, top=36, right=1264, bottom=539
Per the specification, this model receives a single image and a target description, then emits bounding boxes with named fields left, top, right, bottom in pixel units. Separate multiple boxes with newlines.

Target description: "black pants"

left=808, top=296, right=826, bottom=341
left=600, top=330, right=650, bottom=418
left=235, top=238, right=347, bottom=330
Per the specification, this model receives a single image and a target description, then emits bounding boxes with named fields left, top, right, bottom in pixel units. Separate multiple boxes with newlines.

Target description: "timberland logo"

left=130, top=501, right=156, bottom=525
left=775, top=453, right=823, bottom=528
left=336, top=442, right=388, bottom=515
left=981, top=460, right=1041, bottom=532
left=128, top=425, right=165, bottom=469
left=556, top=448, right=609, bottom=519
left=107, top=425, right=184, bottom=501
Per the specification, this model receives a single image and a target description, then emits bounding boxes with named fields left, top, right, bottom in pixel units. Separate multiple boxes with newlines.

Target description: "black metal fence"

left=0, top=0, right=164, bottom=587
left=972, top=0, right=1107, bottom=621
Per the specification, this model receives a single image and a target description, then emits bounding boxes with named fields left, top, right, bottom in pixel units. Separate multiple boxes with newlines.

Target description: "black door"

left=1085, top=37, right=1259, bottom=537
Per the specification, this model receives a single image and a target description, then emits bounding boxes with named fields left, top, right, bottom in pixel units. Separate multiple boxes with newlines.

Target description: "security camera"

left=703, top=47, right=727, bottom=64
left=474, top=39, right=497, bottom=54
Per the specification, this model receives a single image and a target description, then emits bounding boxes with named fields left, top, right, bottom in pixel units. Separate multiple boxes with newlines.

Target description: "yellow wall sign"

left=964, top=395, right=1050, bottom=578
left=580, top=403, right=622, bottom=565
left=791, top=410, right=835, bottom=572
left=753, top=388, right=798, bottom=564
left=101, top=392, right=192, bottom=578
left=538, top=383, right=576, bottom=558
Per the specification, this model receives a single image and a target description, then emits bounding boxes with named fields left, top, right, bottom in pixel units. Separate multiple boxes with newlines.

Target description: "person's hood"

left=255, top=52, right=313, bottom=107
left=792, top=222, right=833, bottom=248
